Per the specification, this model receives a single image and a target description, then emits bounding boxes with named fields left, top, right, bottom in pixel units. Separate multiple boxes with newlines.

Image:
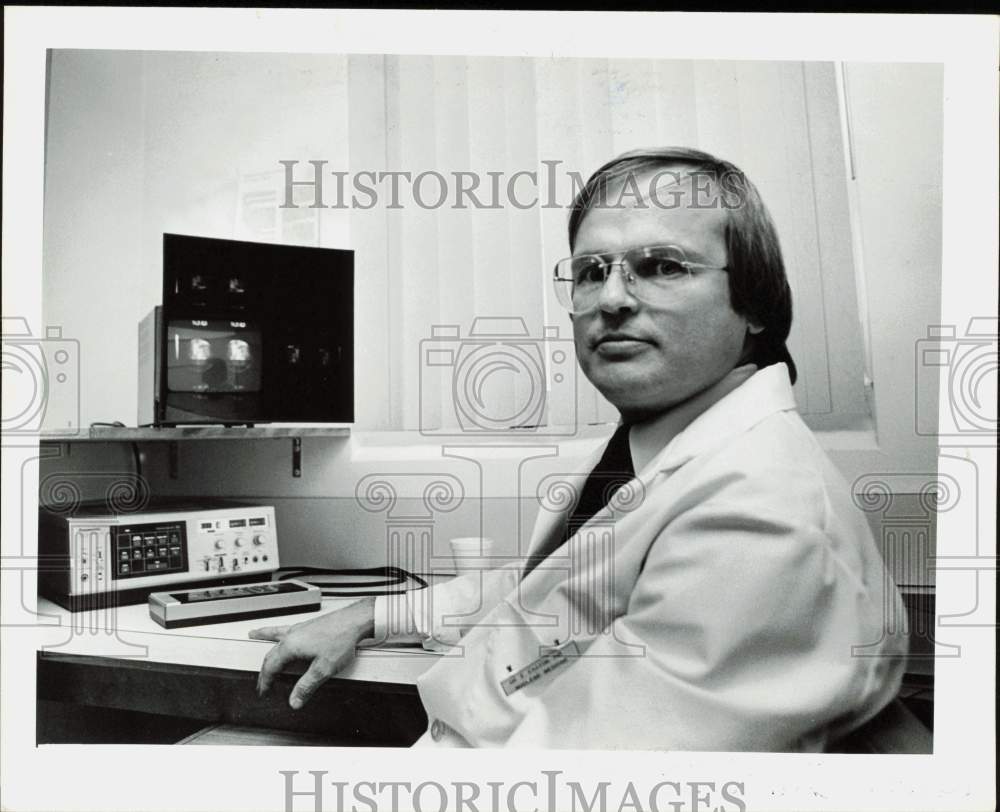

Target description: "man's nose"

left=597, top=265, right=639, bottom=313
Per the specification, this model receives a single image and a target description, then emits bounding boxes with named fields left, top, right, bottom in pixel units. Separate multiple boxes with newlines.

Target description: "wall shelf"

left=41, top=426, right=351, bottom=442
left=39, top=426, right=351, bottom=479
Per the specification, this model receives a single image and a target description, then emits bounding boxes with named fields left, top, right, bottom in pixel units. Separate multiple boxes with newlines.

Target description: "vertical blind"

left=342, top=56, right=870, bottom=432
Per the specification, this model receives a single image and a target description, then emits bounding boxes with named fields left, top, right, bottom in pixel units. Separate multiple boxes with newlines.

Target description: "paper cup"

left=449, top=536, right=496, bottom=572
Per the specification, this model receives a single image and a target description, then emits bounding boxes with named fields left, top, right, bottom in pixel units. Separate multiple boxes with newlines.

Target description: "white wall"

left=43, top=51, right=146, bottom=430
left=826, top=62, right=943, bottom=481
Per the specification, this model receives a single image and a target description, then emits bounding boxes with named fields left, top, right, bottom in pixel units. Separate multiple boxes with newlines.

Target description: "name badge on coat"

left=500, top=640, right=580, bottom=696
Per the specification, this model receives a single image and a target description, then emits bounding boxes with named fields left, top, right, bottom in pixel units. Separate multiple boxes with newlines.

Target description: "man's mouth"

left=592, top=333, right=653, bottom=356
left=593, top=333, right=650, bottom=348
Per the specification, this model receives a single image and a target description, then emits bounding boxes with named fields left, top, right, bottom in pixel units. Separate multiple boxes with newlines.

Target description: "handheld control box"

left=149, top=579, right=321, bottom=628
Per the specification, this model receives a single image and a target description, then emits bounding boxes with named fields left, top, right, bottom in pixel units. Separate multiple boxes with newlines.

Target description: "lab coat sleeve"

left=374, top=564, right=523, bottom=649
left=503, top=495, right=906, bottom=751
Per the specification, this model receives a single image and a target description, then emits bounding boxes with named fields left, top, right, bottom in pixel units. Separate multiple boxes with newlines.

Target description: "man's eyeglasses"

left=552, top=245, right=727, bottom=314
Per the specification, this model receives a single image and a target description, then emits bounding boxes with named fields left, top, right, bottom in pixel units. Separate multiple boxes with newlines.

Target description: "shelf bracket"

left=168, top=441, right=179, bottom=480
left=292, top=437, right=302, bottom=478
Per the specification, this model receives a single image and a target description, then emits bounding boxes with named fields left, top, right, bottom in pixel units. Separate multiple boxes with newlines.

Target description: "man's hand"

left=249, top=597, right=376, bottom=709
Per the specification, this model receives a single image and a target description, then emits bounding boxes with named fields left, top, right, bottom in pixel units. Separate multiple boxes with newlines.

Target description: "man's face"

left=571, top=171, right=757, bottom=422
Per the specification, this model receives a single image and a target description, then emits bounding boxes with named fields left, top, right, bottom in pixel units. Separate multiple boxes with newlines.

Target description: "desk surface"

left=35, top=595, right=439, bottom=745
left=36, top=595, right=439, bottom=686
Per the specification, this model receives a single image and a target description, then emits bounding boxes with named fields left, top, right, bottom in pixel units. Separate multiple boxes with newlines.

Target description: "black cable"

left=89, top=421, right=143, bottom=479
left=130, top=442, right=143, bottom=479
left=274, top=565, right=429, bottom=597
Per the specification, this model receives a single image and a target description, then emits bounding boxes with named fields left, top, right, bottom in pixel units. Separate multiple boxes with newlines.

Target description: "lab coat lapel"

left=652, top=363, right=798, bottom=474
left=521, top=437, right=609, bottom=561
left=521, top=365, right=796, bottom=565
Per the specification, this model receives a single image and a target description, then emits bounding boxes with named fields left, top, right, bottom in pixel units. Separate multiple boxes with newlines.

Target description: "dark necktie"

left=522, top=422, right=634, bottom=578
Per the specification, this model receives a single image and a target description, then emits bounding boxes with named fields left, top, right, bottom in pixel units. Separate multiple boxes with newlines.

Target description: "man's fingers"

left=249, top=625, right=290, bottom=642
left=289, top=657, right=337, bottom=710
left=257, top=642, right=294, bottom=696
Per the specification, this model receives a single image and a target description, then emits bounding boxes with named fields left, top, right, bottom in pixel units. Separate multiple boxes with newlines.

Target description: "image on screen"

left=166, top=318, right=263, bottom=393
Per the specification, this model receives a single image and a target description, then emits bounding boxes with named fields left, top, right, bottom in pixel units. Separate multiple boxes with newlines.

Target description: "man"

left=252, top=147, right=908, bottom=750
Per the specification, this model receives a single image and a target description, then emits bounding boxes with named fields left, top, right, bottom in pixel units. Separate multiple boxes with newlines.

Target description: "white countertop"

left=36, top=595, right=439, bottom=686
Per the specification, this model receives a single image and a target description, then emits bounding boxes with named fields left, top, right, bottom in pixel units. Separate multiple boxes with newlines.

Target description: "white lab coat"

left=374, top=364, right=908, bottom=750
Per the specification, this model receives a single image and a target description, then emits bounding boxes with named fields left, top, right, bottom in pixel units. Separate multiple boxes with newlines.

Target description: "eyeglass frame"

left=552, top=244, right=729, bottom=314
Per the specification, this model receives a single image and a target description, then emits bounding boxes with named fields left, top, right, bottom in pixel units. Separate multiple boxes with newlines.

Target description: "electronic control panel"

left=39, top=500, right=279, bottom=610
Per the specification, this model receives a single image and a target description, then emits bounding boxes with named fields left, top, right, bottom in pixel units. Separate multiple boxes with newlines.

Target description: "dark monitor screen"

left=166, top=318, right=263, bottom=393
left=159, top=233, right=354, bottom=423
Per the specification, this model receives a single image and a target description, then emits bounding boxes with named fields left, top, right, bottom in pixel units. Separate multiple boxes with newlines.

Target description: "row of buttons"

left=117, top=533, right=180, bottom=549
left=119, top=557, right=179, bottom=575
left=120, top=545, right=182, bottom=561
left=202, top=553, right=269, bottom=573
